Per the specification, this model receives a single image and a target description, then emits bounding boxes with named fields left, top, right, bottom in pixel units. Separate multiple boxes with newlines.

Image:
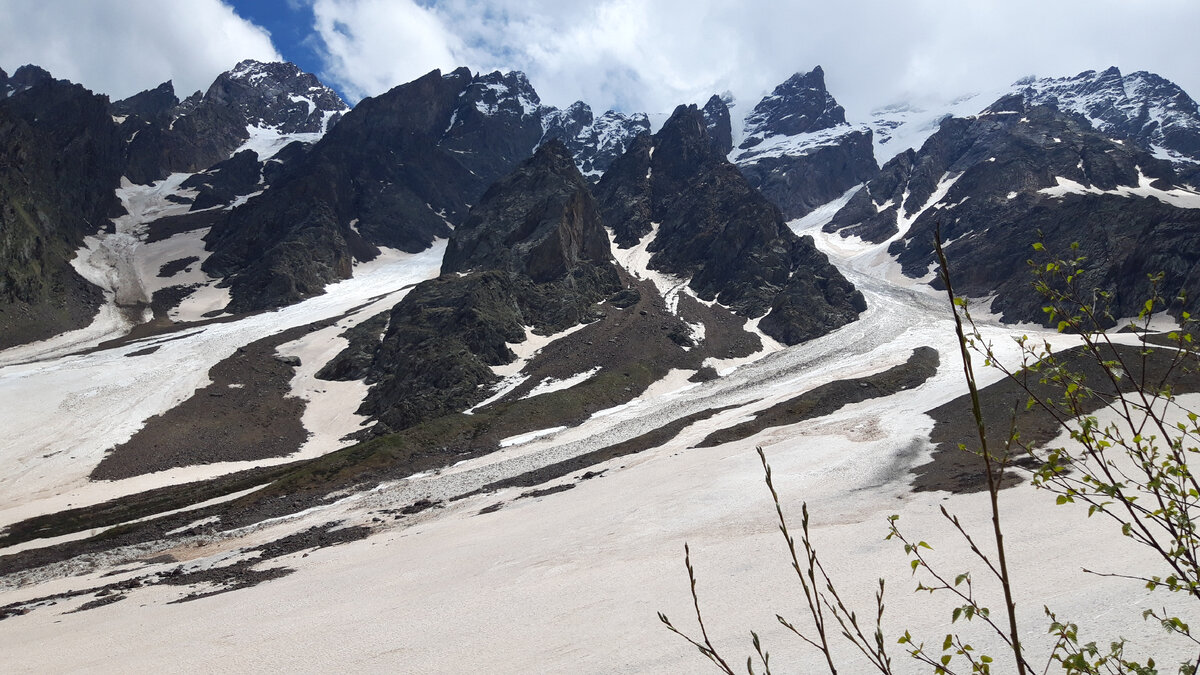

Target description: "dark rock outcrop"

left=443, top=140, right=613, bottom=279
left=0, top=70, right=125, bottom=348
left=351, top=141, right=622, bottom=432
left=180, top=149, right=263, bottom=211
left=111, top=81, right=177, bottom=123
left=595, top=104, right=865, bottom=345
left=739, top=67, right=846, bottom=147
left=732, top=67, right=878, bottom=219
left=5, top=65, right=53, bottom=95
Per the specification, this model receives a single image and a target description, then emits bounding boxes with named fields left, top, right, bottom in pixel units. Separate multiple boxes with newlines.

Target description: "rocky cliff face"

left=595, top=104, right=866, bottom=345
left=345, top=141, right=622, bottom=433
left=730, top=67, right=878, bottom=219
left=442, top=141, right=613, bottom=280
left=826, top=94, right=1200, bottom=325
left=179, top=149, right=263, bottom=211
left=0, top=70, right=125, bottom=348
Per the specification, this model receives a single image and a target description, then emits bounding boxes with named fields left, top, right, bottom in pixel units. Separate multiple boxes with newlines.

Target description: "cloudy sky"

left=2, top=0, right=1199, bottom=121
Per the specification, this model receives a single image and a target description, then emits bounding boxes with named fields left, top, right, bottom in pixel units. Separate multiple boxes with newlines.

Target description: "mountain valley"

left=2, top=55, right=1200, bottom=672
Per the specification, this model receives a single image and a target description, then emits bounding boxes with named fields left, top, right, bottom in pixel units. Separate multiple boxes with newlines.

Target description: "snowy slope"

left=0, top=196, right=1191, bottom=673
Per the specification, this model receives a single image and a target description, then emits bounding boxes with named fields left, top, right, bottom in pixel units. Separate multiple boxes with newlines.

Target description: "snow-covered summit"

left=868, top=67, right=1200, bottom=175
left=540, top=101, right=650, bottom=177
left=732, top=66, right=871, bottom=167
left=196, top=59, right=348, bottom=135
left=729, top=67, right=877, bottom=219
left=460, top=70, right=543, bottom=119
left=738, top=66, right=847, bottom=150
left=1019, top=66, right=1200, bottom=166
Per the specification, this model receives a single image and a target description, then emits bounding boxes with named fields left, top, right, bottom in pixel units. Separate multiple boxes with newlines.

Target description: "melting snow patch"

left=498, top=426, right=568, bottom=448
left=1038, top=169, right=1200, bottom=209
left=522, top=367, right=601, bottom=399
left=608, top=223, right=691, bottom=314
left=888, top=171, right=962, bottom=244
left=234, top=124, right=322, bottom=162
left=788, top=185, right=863, bottom=235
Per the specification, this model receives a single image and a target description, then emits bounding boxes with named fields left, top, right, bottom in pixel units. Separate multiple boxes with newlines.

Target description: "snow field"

left=0, top=242, right=446, bottom=531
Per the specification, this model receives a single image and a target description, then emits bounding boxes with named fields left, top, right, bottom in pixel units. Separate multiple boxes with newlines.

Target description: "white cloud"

left=311, top=0, right=462, bottom=102
left=0, top=0, right=280, bottom=100
left=308, top=0, right=1200, bottom=123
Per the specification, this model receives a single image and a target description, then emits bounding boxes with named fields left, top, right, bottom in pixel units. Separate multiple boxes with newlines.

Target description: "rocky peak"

left=459, top=70, right=542, bottom=120
left=7, top=65, right=54, bottom=95
left=0, top=67, right=9, bottom=99
left=655, top=104, right=722, bottom=181
left=594, top=102, right=866, bottom=344
left=205, top=59, right=348, bottom=134
left=539, top=103, right=649, bottom=178
left=115, top=60, right=350, bottom=184
left=701, top=94, right=733, bottom=155
left=442, top=139, right=611, bottom=282
left=111, top=81, right=178, bottom=122
left=1020, top=66, right=1200, bottom=175
left=739, top=66, right=846, bottom=148
left=731, top=67, right=877, bottom=219
left=541, top=101, right=595, bottom=142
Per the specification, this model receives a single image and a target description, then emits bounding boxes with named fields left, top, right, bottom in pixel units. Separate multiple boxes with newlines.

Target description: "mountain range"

left=2, top=54, right=1200, bottom=670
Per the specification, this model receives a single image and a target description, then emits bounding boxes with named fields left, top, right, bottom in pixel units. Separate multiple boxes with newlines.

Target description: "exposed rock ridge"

left=352, top=141, right=622, bottom=432
left=539, top=102, right=650, bottom=178
left=1019, top=66, right=1200, bottom=186
left=200, top=66, right=551, bottom=312
left=701, top=94, right=733, bottom=156
left=595, top=104, right=866, bottom=345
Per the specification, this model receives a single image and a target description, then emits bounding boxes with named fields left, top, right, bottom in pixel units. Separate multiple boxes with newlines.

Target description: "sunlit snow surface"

left=1, top=185, right=1196, bottom=673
